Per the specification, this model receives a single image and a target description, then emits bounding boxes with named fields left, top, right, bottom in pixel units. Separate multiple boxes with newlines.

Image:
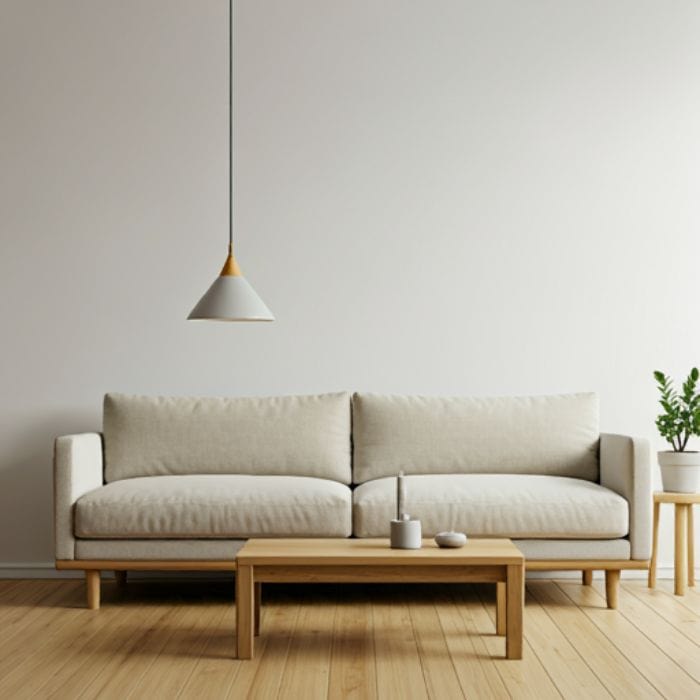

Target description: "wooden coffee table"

left=235, top=538, right=524, bottom=660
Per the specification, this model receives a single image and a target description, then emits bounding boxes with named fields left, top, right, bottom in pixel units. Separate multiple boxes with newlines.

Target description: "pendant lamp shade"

left=188, top=254, right=274, bottom=321
left=187, top=0, right=274, bottom=322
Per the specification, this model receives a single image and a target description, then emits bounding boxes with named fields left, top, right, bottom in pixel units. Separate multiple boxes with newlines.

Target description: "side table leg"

left=496, top=582, right=506, bottom=636
left=236, top=564, right=255, bottom=658
left=688, top=505, right=695, bottom=588
left=675, top=505, right=688, bottom=596
left=506, top=564, right=523, bottom=660
left=648, top=500, right=660, bottom=588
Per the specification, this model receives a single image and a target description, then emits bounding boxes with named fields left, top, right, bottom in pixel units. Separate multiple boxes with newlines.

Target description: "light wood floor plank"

left=40, top=581, right=228, bottom=699
left=174, top=605, right=239, bottom=700
left=527, top=581, right=661, bottom=700
left=469, top=585, right=562, bottom=700
left=0, top=581, right=81, bottom=647
left=557, top=581, right=700, bottom=698
left=226, top=587, right=301, bottom=698
left=0, top=591, right=163, bottom=698
left=115, top=595, right=226, bottom=700
left=434, top=587, right=509, bottom=699
left=41, top=600, right=174, bottom=699
left=622, top=580, right=700, bottom=645
left=0, top=583, right=90, bottom=685
left=276, top=587, right=336, bottom=700
left=373, top=589, right=429, bottom=700
left=408, top=592, right=465, bottom=699
left=590, top=579, right=700, bottom=683
left=580, top=579, right=700, bottom=682
left=657, top=579, right=700, bottom=616
left=0, top=579, right=24, bottom=599
left=82, top=603, right=199, bottom=700
left=519, top=586, right=611, bottom=699
left=3, top=578, right=699, bottom=699
left=328, top=588, right=377, bottom=700
left=0, top=578, right=47, bottom=602
left=181, top=583, right=305, bottom=699
left=0, top=578, right=21, bottom=588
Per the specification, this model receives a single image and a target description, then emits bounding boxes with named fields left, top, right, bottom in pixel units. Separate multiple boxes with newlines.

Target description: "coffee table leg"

left=236, top=564, right=254, bottom=659
left=496, top=582, right=506, bottom=636
left=506, top=564, right=523, bottom=659
left=254, top=581, right=262, bottom=636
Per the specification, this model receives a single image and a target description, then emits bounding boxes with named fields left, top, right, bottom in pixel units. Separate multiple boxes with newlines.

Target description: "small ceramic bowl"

left=434, top=531, right=468, bottom=548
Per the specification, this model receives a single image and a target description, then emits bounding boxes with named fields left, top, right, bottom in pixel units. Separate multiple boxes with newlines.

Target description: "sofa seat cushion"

left=75, top=475, right=352, bottom=538
left=353, top=474, right=628, bottom=539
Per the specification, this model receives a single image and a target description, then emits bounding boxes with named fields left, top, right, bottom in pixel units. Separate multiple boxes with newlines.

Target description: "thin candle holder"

left=390, top=471, right=422, bottom=549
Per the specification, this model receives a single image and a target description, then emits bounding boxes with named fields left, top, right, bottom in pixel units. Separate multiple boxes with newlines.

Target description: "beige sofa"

left=54, top=391, right=651, bottom=609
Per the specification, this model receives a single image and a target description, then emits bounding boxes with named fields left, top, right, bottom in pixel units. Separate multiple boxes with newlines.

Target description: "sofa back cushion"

left=103, top=392, right=351, bottom=484
left=352, top=392, right=599, bottom=483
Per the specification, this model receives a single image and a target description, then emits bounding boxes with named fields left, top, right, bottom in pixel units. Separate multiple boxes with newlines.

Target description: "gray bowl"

left=434, top=531, right=467, bottom=548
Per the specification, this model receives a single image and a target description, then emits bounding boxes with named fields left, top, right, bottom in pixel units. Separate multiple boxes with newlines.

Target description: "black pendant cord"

left=228, top=0, right=233, bottom=254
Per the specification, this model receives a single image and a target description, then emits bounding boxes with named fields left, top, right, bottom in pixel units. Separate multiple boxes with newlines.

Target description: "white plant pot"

left=658, top=451, right=700, bottom=493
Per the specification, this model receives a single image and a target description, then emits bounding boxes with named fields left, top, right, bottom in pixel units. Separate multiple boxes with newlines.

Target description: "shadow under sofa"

left=54, top=391, right=651, bottom=610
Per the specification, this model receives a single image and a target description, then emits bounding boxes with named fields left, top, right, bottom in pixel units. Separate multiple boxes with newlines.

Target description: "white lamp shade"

left=188, top=275, right=274, bottom=321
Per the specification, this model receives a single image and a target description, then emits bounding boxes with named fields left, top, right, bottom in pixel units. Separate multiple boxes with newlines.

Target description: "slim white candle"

left=397, top=471, right=404, bottom=520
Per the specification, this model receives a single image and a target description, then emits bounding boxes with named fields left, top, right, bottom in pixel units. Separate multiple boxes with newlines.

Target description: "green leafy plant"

left=653, top=368, right=700, bottom=451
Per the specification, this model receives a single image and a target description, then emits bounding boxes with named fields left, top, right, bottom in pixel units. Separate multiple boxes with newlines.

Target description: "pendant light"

left=188, top=0, right=274, bottom=322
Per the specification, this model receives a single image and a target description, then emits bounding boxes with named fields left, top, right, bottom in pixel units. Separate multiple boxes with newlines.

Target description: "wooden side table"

left=648, top=491, right=698, bottom=595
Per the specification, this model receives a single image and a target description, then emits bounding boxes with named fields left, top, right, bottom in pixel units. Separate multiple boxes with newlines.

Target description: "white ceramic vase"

left=658, top=451, right=700, bottom=493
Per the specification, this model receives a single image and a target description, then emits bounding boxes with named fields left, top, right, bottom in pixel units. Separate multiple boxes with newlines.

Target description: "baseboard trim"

left=0, top=563, right=80, bottom=579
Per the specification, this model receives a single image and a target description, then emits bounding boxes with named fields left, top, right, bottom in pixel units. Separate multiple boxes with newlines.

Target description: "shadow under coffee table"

left=235, top=538, right=524, bottom=660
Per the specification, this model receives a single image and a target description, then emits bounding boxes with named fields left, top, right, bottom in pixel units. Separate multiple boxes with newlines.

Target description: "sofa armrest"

left=54, top=433, right=104, bottom=560
left=599, top=433, right=652, bottom=560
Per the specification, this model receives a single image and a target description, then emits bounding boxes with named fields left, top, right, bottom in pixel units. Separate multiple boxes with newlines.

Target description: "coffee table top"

left=236, top=538, right=523, bottom=566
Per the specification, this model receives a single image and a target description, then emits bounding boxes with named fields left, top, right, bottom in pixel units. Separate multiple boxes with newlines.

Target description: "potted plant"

left=653, top=368, right=700, bottom=492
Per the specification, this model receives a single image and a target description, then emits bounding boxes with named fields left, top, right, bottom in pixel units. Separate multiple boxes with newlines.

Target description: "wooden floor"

left=0, top=577, right=698, bottom=699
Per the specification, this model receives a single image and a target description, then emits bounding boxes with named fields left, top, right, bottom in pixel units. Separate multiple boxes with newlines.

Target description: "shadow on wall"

left=0, top=408, right=99, bottom=564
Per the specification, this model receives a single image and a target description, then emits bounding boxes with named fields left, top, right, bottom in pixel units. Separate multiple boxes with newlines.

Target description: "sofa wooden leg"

left=605, top=569, right=620, bottom=609
left=114, top=570, right=127, bottom=587
left=86, top=570, right=101, bottom=610
left=582, top=570, right=593, bottom=586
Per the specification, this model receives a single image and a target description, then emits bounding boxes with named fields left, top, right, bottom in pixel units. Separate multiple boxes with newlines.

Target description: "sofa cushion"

left=352, top=474, right=628, bottom=538
left=352, top=392, right=599, bottom=483
left=75, top=475, right=353, bottom=538
left=103, top=392, right=351, bottom=483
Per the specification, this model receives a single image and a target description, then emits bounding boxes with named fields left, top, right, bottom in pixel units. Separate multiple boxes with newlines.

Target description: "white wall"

left=1, top=0, right=699, bottom=573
